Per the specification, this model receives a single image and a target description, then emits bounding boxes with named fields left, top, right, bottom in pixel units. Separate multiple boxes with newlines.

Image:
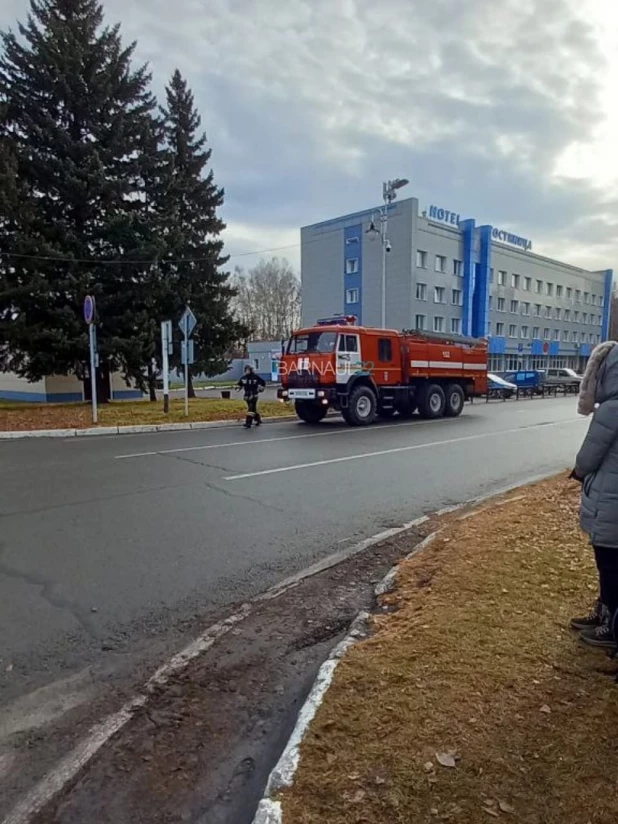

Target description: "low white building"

left=0, top=371, right=143, bottom=403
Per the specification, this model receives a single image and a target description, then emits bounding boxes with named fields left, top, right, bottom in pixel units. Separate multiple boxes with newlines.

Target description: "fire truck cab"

left=277, top=315, right=488, bottom=426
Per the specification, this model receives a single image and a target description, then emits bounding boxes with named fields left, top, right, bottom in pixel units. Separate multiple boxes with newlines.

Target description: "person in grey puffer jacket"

left=570, top=340, right=618, bottom=648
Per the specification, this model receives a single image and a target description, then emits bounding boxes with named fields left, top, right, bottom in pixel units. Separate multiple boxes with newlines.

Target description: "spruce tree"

left=158, top=69, right=245, bottom=396
left=0, top=0, right=163, bottom=399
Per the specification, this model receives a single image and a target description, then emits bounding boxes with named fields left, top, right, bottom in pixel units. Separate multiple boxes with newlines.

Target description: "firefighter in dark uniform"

left=237, top=365, right=266, bottom=428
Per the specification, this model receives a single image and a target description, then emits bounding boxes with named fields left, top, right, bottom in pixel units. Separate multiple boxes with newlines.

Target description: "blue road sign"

left=179, top=307, right=197, bottom=338
left=84, top=295, right=96, bottom=324
left=181, top=340, right=195, bottom=366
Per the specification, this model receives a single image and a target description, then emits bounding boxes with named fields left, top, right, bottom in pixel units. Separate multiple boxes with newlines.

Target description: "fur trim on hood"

left=578, top=340, right=618, bottom=416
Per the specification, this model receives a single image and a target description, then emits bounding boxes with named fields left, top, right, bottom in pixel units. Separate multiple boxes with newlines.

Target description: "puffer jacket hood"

left=577, top=340, right=618, bottom=415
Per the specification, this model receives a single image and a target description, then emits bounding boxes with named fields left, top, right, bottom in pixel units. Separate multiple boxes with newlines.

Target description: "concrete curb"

left=0, top=414, right=300, bottom=441
left=251, top=474, right=555, bottom=823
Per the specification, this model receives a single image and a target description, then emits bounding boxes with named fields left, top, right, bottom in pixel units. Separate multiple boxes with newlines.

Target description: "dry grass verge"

left=283, top=476, right=618, bottom=824
left=0, top=398, right=290, bottom=431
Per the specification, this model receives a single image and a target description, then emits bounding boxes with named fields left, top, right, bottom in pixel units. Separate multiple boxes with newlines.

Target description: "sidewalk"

left=278, top=477, right=618, bottom=824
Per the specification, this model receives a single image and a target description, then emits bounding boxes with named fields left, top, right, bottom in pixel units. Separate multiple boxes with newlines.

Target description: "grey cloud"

left=0, top=0, right=614, bottom=271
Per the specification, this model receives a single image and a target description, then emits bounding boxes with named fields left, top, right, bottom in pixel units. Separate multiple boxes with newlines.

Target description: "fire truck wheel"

left=444, top=383, right=465, bottom=417
left=418, top=384, right=446, bottom=419
left=344, top=385, right=377, bottom=426
left=295, top=401, right=328, bottom=424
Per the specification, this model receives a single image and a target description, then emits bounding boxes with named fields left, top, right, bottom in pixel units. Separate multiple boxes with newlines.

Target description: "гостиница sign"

left=427, top=204, right=532, bottom=251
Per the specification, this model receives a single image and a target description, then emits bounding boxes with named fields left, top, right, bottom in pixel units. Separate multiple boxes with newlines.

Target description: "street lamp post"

left=366, top=178, right=409, bottom=327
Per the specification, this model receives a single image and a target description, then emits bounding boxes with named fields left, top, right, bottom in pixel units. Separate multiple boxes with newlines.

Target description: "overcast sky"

left=2, top=0, right=617, bottom=274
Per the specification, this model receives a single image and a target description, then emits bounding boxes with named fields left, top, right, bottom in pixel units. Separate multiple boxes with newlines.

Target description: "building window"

left=574, top=311, right=579, bottom=322
left=416, top=282, right=427, bottom=301
left=562, top=329, right=569, bottom=342
left=546, top=282, right=554, bottom=296
left=510, top=299, right=519, bottom=314
left=489, top=268, right=494, bottom=282
left=571, top=331, right=578, bottom=342
left=554, top=308, right=561, bottom=320
left=253, top=358, right=260, bottom=370
left=556, top=285, right=563, bottom=298
left=345, top=288, right=360, bottom=303
left=534, top=304, right=542, bottom=317
left=524, top=277, right=532, bottom=291
left=416, top=250, right=427, bottom=268
left=497, top=297, right=506, bottom=312
left=435, top=255, right=447, bottom=273
left=522, top=302, right=530, bottom=316
left=346, top=258, right=359, bottom=274
left=576, top=289, right=581, bottom=302
left=582, top=312, right=588, bottom=324
left=566, top=287, right=572, bottom=300
left=415, top=314, right=426, bottom=331
left=488, top=295, right=493, bottom=310
left=580, top=331, right=586, bottom=342
left=452, top=288, right=463, bottom=306
left=553, top=329, right=560, bottom=340
left=584, top=292, right=590, bottom=304
left=544, top=306, right=552, bottom=318
left=434, top=316, right=445, bottom=333
left=512, top=274, right=520, bottom=289
left=600, top=295, right=605, bottom=308
left=434, top=286, right=446, bottom=303
left=496, top=322, right=505, bottom=336
left=536, top=279, right=543, bottom=293
left=544, top=328, right=550, bottom=340
left=451, top=317, right=461, bottom=335
left=533, top=327, right=540, bottom=339
left=521, top=325, right=529, bottom=339
left=378, top=338, right=393, bottom=362
left=453, top=259, right=463, bottom=276
left=509, top=324, right=517, bottom=338
left=498, top=270, right=507, bottom=286
left=564, top=309, right=571, bottom=321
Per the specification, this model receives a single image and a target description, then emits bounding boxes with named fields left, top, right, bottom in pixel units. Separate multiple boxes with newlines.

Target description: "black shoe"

left=570, top=599, right=603, bottom=631
left=579, top=621, right=616, bottom=649
left=255, top=416, right=261, bottom=427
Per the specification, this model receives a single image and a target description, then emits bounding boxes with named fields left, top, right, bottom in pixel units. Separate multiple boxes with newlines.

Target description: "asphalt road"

left=0, top=397, right=587, bottom=704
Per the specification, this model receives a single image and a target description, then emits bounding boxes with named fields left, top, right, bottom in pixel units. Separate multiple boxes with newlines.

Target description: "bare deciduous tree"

left=231, top=257, right=301, bottom=341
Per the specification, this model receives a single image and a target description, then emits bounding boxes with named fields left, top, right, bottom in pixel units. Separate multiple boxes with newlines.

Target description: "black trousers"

left=245, top=396, right=261, bottom=423
left=594, top=546, right=618, bottom=616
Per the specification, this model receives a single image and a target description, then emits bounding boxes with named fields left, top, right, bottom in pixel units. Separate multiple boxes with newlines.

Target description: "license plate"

left=288, top=388, right=316, bottom=399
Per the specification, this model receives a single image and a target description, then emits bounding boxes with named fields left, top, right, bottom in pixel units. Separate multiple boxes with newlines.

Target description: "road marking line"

left=114, top=418, right=446, bottom=459
left=224, top=418, right=584, bottom=481
left=1, top=606, right=251, bottom=824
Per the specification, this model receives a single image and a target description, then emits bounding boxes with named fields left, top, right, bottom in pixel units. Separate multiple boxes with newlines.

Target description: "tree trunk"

left=84, top=363, right=111, bottom=404
left=147, top=361, right=157, bottom=402
left=188, top=369, right=196, bottom=399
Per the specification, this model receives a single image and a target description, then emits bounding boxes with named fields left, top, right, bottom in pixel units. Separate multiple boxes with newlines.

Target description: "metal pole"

left=184, top=313, right=189, bottom=417
left=381, top=197, right=388, bottom=328
left=161, top=321, right=170, bottom=415
left=89, top=323, right=98, bottom=424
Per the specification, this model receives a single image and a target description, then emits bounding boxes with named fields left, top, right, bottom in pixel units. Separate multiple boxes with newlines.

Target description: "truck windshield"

left=288, top=332, right=337, bottom=354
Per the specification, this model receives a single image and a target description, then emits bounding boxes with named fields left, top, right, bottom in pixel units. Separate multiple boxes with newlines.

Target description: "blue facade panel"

left=473, top=225, right=492, bottom=338
left=343, top=224, right=362, bottom=323
left=602, top=269, right=613, bottom=340
left=531, top=339, right=544, bottom=356
left=580, top=343, right=591, bottom=357
left=460, top=219, right=476, bottom=336
left=549, top=341, right=560, bottom=356
left=489, top=336, right=506, bottom=354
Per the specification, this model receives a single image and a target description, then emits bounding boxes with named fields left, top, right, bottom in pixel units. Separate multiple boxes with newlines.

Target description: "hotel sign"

left=428, top=204, right=532, bottom=252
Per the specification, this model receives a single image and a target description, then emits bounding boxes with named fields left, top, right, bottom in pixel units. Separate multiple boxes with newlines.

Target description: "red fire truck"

left=277, top=315, right=488, bottom=426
